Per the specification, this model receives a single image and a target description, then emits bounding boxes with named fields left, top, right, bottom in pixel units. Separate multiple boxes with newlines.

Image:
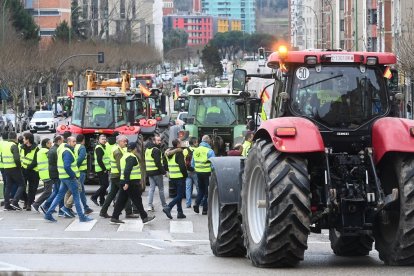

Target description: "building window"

left=340, top=19, right=344, bottom=31
left=39, top=30, right=55, bottom=36
left=340, top=40, right=345, bottom=49
left=120, top=0, right=125, bottom=19
left=367, top=9, right=377, bottom=24
left=339, top=0, right=344, bottom=10
left=32, top=10, right=61, bottom=16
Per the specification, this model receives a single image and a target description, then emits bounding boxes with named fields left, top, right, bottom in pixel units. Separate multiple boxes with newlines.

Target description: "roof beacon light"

left=306, top=56, right=317, bottom=65
left=278, top=45, right=288, bottom=60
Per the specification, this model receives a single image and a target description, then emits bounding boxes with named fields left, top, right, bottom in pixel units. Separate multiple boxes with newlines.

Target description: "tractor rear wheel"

left=329, top=229, right=373, bottom=256
left=241, top=138, right=311, bottom=267
left=375, top=154, right=414, bottom=265
left=159, top=127, right=170, bottom=152
left=208, top=172, right=246, bottom=257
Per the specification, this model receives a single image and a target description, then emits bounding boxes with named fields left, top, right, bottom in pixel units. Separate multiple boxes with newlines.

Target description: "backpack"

left=185, top=147, right=194, bottom=171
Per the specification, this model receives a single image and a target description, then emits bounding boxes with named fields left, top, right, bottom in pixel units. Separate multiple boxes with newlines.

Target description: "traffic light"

left=98, top=52, right=104, bottom=63
left=258, top=47, right=265, bottom=59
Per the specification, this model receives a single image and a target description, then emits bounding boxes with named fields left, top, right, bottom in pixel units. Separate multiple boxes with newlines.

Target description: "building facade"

left=201, top=0, right=255, bottom=33
left=215, top=18, right=242, bottom=33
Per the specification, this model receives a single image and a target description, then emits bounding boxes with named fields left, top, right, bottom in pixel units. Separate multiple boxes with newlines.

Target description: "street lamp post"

left=2, top=0, right=9, bottom=46
left=296, top=4, right=319, bottom=49
left=324, top=0, right=335, bottom=49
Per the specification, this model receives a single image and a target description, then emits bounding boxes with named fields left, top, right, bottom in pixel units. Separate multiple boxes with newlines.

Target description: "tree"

left=8, top=0, right=39, bottom=41
left=163, top=29, right=189, bottom=53
left=201, top=44, right=223, bottom=77
left=71, top=1, right=88, bottom=41
left=54, top=21, right=71, bottom=43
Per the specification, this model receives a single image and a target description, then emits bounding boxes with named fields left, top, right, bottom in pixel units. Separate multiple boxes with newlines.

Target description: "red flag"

left=383, top=66, right=392, bottom=79
left=139, top=83, right=152, bottom=97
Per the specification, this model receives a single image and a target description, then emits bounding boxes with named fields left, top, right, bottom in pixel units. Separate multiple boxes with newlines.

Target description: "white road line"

left=0, top=236, right=210, bottom=243
left=137, top=242, right=164, bottom=250
left=170, top=221, right=193, bottom=233
left=117, top=220, right=143, bottom=232
left=65, top=219, right=97, bottom=231
left=0, top=261, right=30, bottom=272
left=13, top=229, right=38, bottom=231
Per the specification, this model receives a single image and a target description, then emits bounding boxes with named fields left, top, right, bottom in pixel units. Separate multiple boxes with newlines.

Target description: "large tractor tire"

left=329, top=230, right=373, bottom=256
left=160, top=128, right=170, bottom=152
left=241, top=138, right=311, bottom=267
left=136, top=134, right=146, bottom=193
left=208, top=172, right=246, bottom=257
left=374, top=154, right=414, bottom=265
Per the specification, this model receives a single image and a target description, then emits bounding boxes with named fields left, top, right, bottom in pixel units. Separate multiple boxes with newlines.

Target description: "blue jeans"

left=148, top=175, right=167, bottom=207
left=195, top=173, right=210, bottom=210
left=168, top=178, right=185, bottom=213
left=79, top=172, right=90, bottom=210
left=43, top=180, right=63, bottom=210
left=185, top=171, right=199, bottom=207
left=46, top=178, right=87, bottom=220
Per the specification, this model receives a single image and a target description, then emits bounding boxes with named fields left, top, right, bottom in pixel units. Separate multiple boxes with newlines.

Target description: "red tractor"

left=208, top=47, right=414, bottom=267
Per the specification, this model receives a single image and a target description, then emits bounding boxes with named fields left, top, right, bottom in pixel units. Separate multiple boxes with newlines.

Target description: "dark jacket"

left=22, top=143, right=39, bottom=171
left=123, top=154, right=139, bottom=183
left=48, top=144, right=59, bottom=180
left=9, top=141, right=21, bottom=169
left=145, top=141, right=166, bottom=176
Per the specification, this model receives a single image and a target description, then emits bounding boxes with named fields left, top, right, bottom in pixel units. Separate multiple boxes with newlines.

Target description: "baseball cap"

left=128, top=142, right=137, bottom=150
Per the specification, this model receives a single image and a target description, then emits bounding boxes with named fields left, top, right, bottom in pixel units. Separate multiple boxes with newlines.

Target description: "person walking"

left=407, top=101, right=412, bottom=119
left=100, top=135, right=137, bottom=219
left=192, top=135, right=215, bottom=215
left=20, top=132, right=40, bottom=211
left=146, top=134, right=167, bottom=211
left=44, top=136, right=93, bottom=222
left=40, top=135, right=64, bottom=215
left=242, top=132, right=254, bottom=157
left=91, top=134, right=110, bottom=206
left=163, top=139, right=188, bottom=219
left=183, top=137, right=199, bottom=208
left=0, top=132, right=9, bottom=204
left=31, top=138, right=53, bottom=212
left=3, top=132, right=25, bottom=211
left=110, top=142, right=155, bottom=225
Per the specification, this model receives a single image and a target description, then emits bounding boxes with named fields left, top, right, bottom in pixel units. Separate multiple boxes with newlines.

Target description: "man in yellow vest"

left=20, top=132, right=40, bottom=211
left=75, top=134, right=94, bottom=215
left=184, top=137, right=199, bottom=208
left=31, top=138, right=52, bottom=212
left=145, top=134, right=167, bottom=211
left=242, top=132, right=254, bottom=157
left=0, top=132, right=8, bottom=205
left=163, top=139, right=188, bottom=219
left=110, top=142, right=155, bottom=225
left=91, top=134, right=110, bottom=206
left=100, top=135, right=138, bottom=219
left=206, top=99, right=221, bottom=114
left=44, top=136, right=93, bottom=222
left=191, top=135, right=215, bottom=215
left=4, top=132, right=25, bottom=211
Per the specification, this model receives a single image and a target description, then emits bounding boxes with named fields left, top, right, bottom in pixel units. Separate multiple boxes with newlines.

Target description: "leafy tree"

left=54, top=21, right=71, bottom=43
left=8, top=0, right=39, bottom=41
left=201, top=44, right=223, bottom=77
left=163, top=28, right=189, bottom=53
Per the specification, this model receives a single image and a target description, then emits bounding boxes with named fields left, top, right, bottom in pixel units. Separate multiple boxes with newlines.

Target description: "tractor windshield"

left=72, top=97, right=127, bottom=128
left=188, top=96, right=244, bottom=125
left=291, top=65, right=388, bottom=129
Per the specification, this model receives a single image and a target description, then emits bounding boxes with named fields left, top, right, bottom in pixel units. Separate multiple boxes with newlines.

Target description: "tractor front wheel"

left=241, top=138, right=311, bottom=267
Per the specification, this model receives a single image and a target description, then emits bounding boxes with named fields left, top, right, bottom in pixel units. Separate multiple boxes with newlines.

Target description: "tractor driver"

left=93, top=101, right=107, bottom=119
left=206, top=99, right=220, bottom=114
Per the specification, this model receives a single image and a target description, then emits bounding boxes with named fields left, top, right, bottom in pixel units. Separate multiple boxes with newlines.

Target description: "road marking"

left=117, top=220, right=143, bottom=232
left=170, top=221, right=193, bottom=233
left=0, top=236, right=210, bottom=243
left=13, top=229, right=38, bottom=231
left=65, top=219, right=97, bottom=231
left=0, top=261, right=30, bottom=272
left=137, top=242, right=164, bottom=250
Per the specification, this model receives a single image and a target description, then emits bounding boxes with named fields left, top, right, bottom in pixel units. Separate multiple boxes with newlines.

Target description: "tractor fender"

left=372, top=117, right=414, bottom=163
left=157, top=115, right=171, bottom=128
left=209, top=157, right=243, bottom=205
left=254, top=117, right=325, bottom=153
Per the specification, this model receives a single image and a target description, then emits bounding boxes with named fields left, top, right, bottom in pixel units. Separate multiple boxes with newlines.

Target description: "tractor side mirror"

left=174, top=101, right=181, bottom=111
left=232, top=69, right=247, bottom=92
left=235, top=98, right=245, bottom=106
left=184, top=100, right=190, bottom=111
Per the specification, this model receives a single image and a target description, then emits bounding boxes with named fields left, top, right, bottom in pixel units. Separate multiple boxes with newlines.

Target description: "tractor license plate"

left=331, top=54, right=354, bottom=62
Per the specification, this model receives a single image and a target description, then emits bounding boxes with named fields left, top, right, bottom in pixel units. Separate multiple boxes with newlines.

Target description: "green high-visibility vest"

left=75, top=144, right=87, bottom=171
left=145, top=148, right=157, bottom=171
left=183, top=146, right=195, bottom=159
left=2, top=141, right=17, bottom=169
left=20, top=146, right=38, bottom=171
left=242, top=141, right=252, bottom=157
left=37, top=147, right=50, bottom=180
left=58, top=147, right=80, bottom=179
left=193, top=146, right=211, bottom=173
left=94, top=144, right=110, bottom=172
left=167, top=153, right=183, bottom=179
left=93, top=106, right=106, bottom=117
left=207, top=106, right=220, bottom=114
left=110, top=146, right=126, bottom=174
left=0, top=140, right=5, bottom=169
left=120, top=152, right=141, bottom=180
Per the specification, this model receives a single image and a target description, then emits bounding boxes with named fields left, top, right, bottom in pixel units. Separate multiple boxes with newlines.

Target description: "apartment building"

left=164, top=14, right=213, bottom=46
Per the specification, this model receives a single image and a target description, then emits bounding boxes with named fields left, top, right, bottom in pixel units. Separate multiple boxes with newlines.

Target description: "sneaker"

left=100, top=212, right=111, bottom=219
left=125, top=214, right=140, bottom=219
left=142, top=215, right=155, bottom=224
left=58, top=210, right=65, bottom=217
left=177, top=213, right=186, bottom=219
left=193, top=205, right=199, bottom=214
left=186, top=205, right=191, bottom=208
left=31, top=204, right=39, bottom=213
left=163, top=207, right=173, bottom=219
left=110, top=218, right=125, bottom=224
left=202, top=210, right=207, bottom=215
left=84, top=208, right=94, bottom=215
left=68, top=209, right=77, bottom=217
left=10, top=203, right=22, bottom=211
left=44, top=214, right=57, bottom=222
left=90, top=196, right=99, bottom=207
left=39, top=205, right=47, bottom=214
left=4, top=206, right=15, bottom=211
left=26, top=205, right=31, bottom=211
left=147, top=206, right=155, bottom=212
left=79, top=216, right=94, bottom=222
left=61, top=206, right=75, bottom=218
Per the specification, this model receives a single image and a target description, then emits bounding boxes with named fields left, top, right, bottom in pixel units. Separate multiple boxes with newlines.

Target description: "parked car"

left=2, top=113, right=29, bottom=133
left=29, top=111, right=58, bottom=133
left=175, top=111, right=188, bottom=126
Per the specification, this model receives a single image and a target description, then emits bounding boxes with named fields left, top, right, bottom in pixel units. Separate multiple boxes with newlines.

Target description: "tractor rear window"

left=291, top=65, right=388, bottom=129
